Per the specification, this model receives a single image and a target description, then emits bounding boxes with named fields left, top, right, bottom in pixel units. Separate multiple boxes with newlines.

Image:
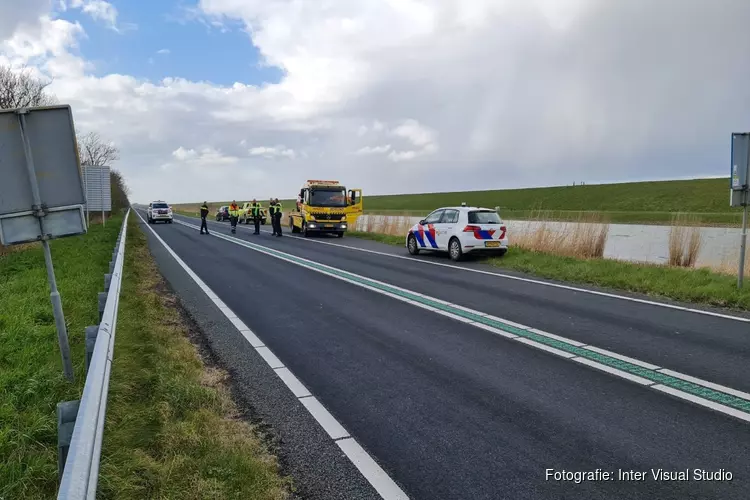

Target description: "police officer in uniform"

left=269, top=199, right=277, bottom=236
left=273, top=198, right=283, bottom=237
left=250, top=198, right=262, bottom=235
left=228, top=200, right=240, bottom=234
left=199, top=201, right=210, bottom=235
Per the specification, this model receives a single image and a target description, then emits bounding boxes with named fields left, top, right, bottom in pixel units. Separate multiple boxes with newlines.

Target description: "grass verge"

left=97, top=215, right=289, bottom=499
left=1, top=215, right=124, bottom=498
left=348, top=231, right=750, bottom=311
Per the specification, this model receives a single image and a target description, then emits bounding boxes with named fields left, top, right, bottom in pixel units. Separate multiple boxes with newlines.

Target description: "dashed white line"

left=299, top=396, right=350, bottom=440
left=338, top=438, right=410, bottom=500
left=134, top=209, right=409, bottom=500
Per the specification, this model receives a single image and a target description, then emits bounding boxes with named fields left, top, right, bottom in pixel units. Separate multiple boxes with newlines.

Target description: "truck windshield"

left=152, top=203, right=168, bottom=209
left=309, top=189, right=347, bottom=207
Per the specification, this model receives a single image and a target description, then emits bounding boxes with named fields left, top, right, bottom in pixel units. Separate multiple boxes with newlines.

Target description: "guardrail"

left=56, top=208, right=131, bottom=499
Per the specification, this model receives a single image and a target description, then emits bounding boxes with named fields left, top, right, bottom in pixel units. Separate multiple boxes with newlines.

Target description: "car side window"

left=441, top=209, right=458, bottom=224
left=423, top=210, right=444, bottom=224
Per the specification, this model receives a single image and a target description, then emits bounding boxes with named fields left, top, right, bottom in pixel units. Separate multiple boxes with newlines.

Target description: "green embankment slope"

left=362, top=178, right=741, bottom=225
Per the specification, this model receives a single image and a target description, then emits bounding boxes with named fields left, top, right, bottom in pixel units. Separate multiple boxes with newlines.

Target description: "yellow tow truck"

left=288, top=180, right=363, bottom=237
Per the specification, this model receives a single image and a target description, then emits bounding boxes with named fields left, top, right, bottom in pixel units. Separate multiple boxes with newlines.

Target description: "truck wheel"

left=337, top=232, right=344, bottom=238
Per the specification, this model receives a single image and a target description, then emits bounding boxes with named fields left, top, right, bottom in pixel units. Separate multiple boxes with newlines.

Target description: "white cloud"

left=249, top=146, right=296, bottom=159
left=156, top=48, right=170, bottom=55
left=171, top=146, right=238, bottom=165
left=354, top=144, right=391, bottom=156
left=69, top=0, right=134, bottom=32
left=1, top=0, right=749, bottom=203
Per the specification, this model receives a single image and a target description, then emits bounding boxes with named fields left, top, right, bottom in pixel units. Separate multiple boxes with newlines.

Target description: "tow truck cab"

left=289, top=180, right=363, bottom=237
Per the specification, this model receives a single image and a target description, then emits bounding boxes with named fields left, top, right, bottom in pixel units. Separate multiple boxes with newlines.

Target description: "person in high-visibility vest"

left=228, top=200, right=240, bottom=234
left=250, top=198, right=262, bottom=235
left=272, top=198, right=283, bottom=237
left=200, top=201, right=210, bottom=235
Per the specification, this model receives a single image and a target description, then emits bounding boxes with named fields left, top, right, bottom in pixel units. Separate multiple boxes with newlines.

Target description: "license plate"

left=325, top=224, right=334, bottom=228
left=485, top=241, right=500, bottom=248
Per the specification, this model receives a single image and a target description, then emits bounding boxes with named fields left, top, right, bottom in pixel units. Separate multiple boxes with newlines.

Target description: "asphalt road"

left=136, top=210, right=750, bottom=500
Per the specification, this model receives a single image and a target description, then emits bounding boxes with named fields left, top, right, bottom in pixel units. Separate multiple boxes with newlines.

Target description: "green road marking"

left=177, top=219, right=750, bottom=416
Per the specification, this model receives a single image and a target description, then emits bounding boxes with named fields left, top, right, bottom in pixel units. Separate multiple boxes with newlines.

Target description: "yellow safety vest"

left=274, top=203, right=282, bottom=214
left=200, top=204, right=208, bottom=211
left=251, top=203, right=261, bottom=216
left=229, top=205, right=239, bottom=216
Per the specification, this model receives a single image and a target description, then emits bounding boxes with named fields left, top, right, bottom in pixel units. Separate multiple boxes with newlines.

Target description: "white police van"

left=405, top=203, right=508, bottom=261
left=147, top=201, right=173, bottom=224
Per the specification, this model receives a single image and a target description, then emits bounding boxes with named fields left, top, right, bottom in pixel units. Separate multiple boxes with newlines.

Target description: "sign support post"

left=100, top=166, right=105, bottom=227
left=739, top=194, right=748, bottom=288
left=730, top=133, right=750, bottom=289
left=17, top=109, right=74, bottom=381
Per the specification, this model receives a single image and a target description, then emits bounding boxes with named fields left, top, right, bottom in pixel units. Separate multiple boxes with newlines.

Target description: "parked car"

left=215, top=206, right=230, bottom=221
left=239, top=202, right=268, bottom=225
left=405, top=204, right=508, bottom=261
left=147, top=201, right=173, bottom=223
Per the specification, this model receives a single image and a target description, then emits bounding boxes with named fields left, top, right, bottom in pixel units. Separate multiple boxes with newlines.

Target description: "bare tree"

left=77, top=131, right=120, bottom=166
left=0, top=65, right=57, bottom=110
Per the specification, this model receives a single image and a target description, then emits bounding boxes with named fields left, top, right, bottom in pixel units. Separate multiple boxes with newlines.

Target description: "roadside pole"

left=739, top=193, right=748, bottom=288
left=730, top=132, right=750, bottom=289
left=100, top=166, right=106, bottom=227
left=84, top=166, right=90, bottom=227
left=18, top=109, right=74, bottom=381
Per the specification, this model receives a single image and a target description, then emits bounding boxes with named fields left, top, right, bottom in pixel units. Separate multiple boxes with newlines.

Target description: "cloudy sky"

left=1, top=0, right=748, bottom=203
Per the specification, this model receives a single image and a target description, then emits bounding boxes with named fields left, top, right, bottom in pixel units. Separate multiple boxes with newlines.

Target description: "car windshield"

left=153, top=203, right=169, bottom=209
left=309, top=188, right=347, bottom=207
left=468, top=210, right=501, bottom=224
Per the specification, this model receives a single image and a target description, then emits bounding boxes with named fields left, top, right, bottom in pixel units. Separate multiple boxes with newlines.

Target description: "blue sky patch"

left=57, top=0, right=284, bottom=86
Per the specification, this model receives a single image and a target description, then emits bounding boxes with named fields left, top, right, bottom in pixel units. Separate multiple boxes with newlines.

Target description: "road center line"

left=134, top=210, right=409, bottom=500
left=180, top=212, right=749, bottom=324
left=172, top=216, right=750, bottom=424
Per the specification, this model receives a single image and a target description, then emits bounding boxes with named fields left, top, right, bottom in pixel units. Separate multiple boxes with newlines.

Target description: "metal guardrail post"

left=57, top=209, right=130, bottom=499
left=84, top=326, right=99, bottom=372
left=57, top=400, right=80, bottom=481
left=97, top=292, right=107, bottom=322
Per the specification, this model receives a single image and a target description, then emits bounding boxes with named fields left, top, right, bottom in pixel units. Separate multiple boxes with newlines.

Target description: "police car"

left=147, top=201, right=173, bottom=223
left=406, top=203, right=508, bottom=261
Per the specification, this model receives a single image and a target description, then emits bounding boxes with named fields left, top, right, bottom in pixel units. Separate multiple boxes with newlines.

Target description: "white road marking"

left=337, top=438, right=410, bottom=500
left=581, top=345, right=662, bottom=371
left=183, top=213, right=750, bottom=324
left=299, top=396, right=350, bottom=440
left=573, top=357, right=656, bottom=386
left=134, top=209, right=410, bottom=500
left=656, top=369, right=750, bottom=401
left=653, top=385, right=750, bottom=424
left=274, top=367, right=312, bottom=398
left=166, top=214, right=750, bottom=425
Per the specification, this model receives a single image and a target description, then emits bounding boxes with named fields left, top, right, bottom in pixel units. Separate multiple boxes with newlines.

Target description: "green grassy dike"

left=1, top=215, right=289, bottom=499
left=348, top=232, right=750, bottom=311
